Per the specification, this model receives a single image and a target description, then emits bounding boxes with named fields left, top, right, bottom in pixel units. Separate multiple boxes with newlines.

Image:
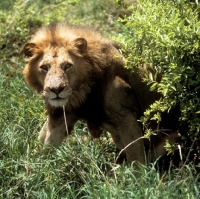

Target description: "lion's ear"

left=74, top=38, right=87, bottom=54
left=23, top=43, right=38, bottom=57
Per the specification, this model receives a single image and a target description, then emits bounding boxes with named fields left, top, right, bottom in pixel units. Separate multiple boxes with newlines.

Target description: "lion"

left=22, top=23, right=180, bottom=165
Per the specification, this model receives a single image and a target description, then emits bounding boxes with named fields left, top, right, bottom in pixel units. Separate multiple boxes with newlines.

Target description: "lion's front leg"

left=38, top=113, right=78, bottom=147
left=104, top=113, right=145, bottom=165
left=117, top=114, right=145, bottom=165
left=38, top=119, right=48, bottom=143
left=38, top=117, right=67, bottom=147
left=87, top=122, right=103, bottom=138
left=105, top=77, right=145, bottom=165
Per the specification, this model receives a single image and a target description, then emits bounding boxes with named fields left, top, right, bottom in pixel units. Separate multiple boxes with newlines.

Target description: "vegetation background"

left=0, top=0, right=200, bottom=198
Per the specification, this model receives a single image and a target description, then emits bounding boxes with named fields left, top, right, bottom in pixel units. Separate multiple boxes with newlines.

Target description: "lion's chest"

left=74, top=94, right=107, bottom=126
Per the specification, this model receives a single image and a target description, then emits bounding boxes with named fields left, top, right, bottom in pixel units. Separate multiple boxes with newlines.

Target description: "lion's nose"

left=49, top=86, right=65, bottom=95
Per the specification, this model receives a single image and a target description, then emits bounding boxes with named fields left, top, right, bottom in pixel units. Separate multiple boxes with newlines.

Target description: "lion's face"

left=23, top=37, right=94, bottom=109
left=39, top=46, right=74, bottom=107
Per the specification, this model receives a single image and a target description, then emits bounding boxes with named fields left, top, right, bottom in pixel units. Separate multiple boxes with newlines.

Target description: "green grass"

left=0, top=0, right=200, bottom=198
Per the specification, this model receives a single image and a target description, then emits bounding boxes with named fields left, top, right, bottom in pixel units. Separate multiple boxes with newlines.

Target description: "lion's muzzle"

left=43, top=74, right=71, bottom=107
left=49, top=86, right=65, bottom=98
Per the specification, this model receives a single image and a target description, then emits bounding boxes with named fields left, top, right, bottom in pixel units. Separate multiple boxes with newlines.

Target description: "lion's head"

left=23, top=24, right=121, bottom=109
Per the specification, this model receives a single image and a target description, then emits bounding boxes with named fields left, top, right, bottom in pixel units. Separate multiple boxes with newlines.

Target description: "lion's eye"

left=63, top=63, right=73, bottom=71
left=40, top=64, right=49, bottom=73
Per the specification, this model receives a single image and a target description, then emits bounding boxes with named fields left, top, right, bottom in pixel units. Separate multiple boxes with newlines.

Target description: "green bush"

left=118, top=0, right=200, bottom=167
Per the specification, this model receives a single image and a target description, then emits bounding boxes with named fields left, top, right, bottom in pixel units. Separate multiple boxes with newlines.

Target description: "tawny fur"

left=23, top=23, right=180, bottom=165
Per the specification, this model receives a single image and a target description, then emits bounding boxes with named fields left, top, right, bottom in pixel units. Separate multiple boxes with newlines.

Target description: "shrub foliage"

left=119, top=0, right=200, bottom=166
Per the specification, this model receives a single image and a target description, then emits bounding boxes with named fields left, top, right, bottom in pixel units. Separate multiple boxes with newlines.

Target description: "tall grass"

left=0, top=0, right=199, bottom=198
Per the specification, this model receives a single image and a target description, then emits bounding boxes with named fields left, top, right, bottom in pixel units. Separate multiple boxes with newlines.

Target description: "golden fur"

left=23, top=23, right=180, bottom=165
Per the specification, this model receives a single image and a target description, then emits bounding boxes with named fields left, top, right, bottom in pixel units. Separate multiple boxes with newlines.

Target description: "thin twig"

left=178, top=144, right=183, bottom=161
left=112, top=136, right=144, bottom=180
left=156, top=172, right=166, bottom=190
left=180, top=138, right=196, bottom=169
left=63, top=105, right=69, bottom=136
left=114, top=136, right=144, bottom=165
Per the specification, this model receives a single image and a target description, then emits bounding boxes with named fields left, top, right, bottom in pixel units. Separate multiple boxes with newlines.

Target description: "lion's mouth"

left=51, top=96, right=65, bottom=100
left=42, top=90, right=70, bottom=107
left=48, top=97, right=68, bottom=107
